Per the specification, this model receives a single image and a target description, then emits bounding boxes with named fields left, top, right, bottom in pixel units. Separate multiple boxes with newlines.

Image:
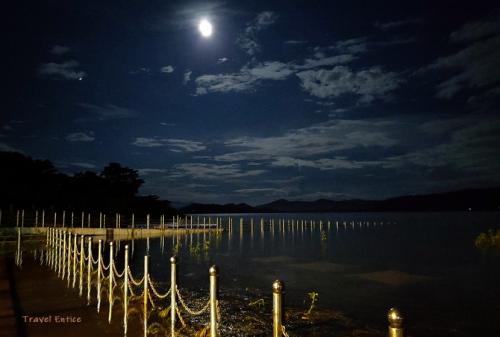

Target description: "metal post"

left=42, top=210, right=45, bottom=227
left=147, top=214, right=150, bottom=230
left=170, top=256, right=177, bottom=337
left=79, top=235, right=84, bottom=296
left=108, top=242, right=114, bottom=323
left=388, top=308, right=404, bottom=337
left=97, top=240, right=102, bottom=312
left=71, top=212, right=74, bottom=227
left=35, top=210, right=39, bottom=227
left=61, top=231, right=66, bottom=278
left=87, top=237, right=92, bottom=303
left=21, top=209, right=24, bottom=227
left=62, top=211, right=65, bottom=227
left=143, top=255, right=149, bottom=337
left=16, top=210, right=19, bottom=227
left=72, top=234, right=77, bottom=288
left=132, top=213, right=135, bottom=229
left=124, top=245, right=129, bottom=334
left=67, top=232, right=71, bottom=284
left=209, top=265, right=218, bottom=337
left=272, top=280, right=284, bottom=337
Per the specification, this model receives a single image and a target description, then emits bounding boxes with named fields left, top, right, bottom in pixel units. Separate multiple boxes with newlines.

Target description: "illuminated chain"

left=112, top=263, right=125, bottom=278
left=176, top=287, right=210, bottom=316
left=148, top=279, right=171, bottom=299
left=175, top=306, right=187, bottom=327
left=127, top=266, right=144, bottom=286
left=101, top=259, right=110, bottom=271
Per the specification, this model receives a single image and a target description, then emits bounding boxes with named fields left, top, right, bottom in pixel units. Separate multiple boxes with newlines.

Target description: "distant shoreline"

left=180, top=186, right=500, bottom=214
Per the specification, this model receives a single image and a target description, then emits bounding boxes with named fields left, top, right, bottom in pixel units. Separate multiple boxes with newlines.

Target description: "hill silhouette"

left=181, top=188, right=500, bottom=213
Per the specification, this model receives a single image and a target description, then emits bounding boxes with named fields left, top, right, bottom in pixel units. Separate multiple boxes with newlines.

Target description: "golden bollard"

left=108, top=242, right=114, bottom=323
left=87, top=237, right=92, bottom=303
left=209, top=265, right=219, bottom=337
left=388, top=308, right=404, bottom=337
left=79, top=235, right=84, bottom=296
left=272, top=280, right=284, bottom=337
left=143, top=255, right=149, bottom=337
left=170, top=256, right=177, bottom=337
left=97, top=240, right=102, bottom=312
left=124, top=245, right=129, bottom=334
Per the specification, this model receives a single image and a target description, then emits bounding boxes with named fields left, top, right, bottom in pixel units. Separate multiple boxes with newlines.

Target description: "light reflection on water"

left=13, top=212, right=500, bottom=336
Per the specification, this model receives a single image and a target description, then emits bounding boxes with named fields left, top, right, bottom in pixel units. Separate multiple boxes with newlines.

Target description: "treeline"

left=0, top=151, right=175, bottom=214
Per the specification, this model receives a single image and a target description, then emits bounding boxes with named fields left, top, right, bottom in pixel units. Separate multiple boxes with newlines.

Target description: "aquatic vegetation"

left=475, top=229, right=500, bottom=249
left=248, top=298, right=265, bottom=308
left=302, top=291, right=319, bottom=319
left=189, top=243, right=201, bottom=257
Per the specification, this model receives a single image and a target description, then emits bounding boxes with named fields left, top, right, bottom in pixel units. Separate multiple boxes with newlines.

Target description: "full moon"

left=198, top=19, right=213, bottom=37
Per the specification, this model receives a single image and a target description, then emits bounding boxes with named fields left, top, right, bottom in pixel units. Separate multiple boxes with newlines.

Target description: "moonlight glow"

left=198, top=19, right=213, bottom=37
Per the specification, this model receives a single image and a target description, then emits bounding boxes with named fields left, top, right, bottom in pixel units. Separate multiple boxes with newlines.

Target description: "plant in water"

left=172, top=240, right=182, bottom=255
left=189, top=243, right=201, bottom=257
left=475, top=229, right=500, bottom=249
left=248, top=298, right=265, bottom=308
left=302, top=291, right=319, bottom=319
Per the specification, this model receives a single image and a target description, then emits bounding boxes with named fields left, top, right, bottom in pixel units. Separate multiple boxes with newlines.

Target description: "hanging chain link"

left=148, top=279, right=171, bottom=299
left=101, top=258, right=110, bottom=271
left=175, top=286, right=210, bottom=316
left=127, top=266, right=144, bottom=286
left=175, top=306, right=187, bottom=327
left=112, top=263, right=125, bottom=278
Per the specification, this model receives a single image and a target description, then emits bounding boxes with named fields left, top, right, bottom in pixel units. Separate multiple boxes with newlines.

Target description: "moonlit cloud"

left=38, top=60, right=86, bottom=80
left=171, top=163, right=266, bottom=180
left=132, top=137, right=206, bottom=152
left=296, top=66, right=403, bottom=102
left=77, top=103, right=138, bottom=121
left=236, top=11, right=279, bottom=56
left=49, top=45, right=71, bottom=55
left=160, top=65, right=174, bottom=73
left=65, top=132, right=95, bottom=142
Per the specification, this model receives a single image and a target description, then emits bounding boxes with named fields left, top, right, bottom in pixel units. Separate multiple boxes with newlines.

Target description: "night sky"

left=3, top=1, right=500, bottom=205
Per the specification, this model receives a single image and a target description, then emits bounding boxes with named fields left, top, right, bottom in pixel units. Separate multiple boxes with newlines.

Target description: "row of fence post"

left=44, top=228, right=403, bottom=337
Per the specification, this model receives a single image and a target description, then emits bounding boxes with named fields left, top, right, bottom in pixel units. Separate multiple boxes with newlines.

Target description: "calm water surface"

left=13, top=212, right=500, bottom=336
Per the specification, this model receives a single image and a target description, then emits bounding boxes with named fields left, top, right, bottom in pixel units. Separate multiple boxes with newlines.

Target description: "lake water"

left=10, top=212, right=500, bottom=337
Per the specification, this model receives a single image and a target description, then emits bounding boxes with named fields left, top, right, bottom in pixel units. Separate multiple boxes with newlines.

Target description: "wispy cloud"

left=132, top=137, right=206, bottom=152
left=65, top=131, right=95, bottom=142
left=270, top=156, right=381, bottom=170
left=77, top=103, right=138, bottom=121
left=374, top=18, right=422, bottom=30
left=419, top=15, right=500, bottom=99
left=49, top=45, right=70, bottom=55
left=137, top=168, right=168, bottom=176
left=236, top=11, right=278, bottom=56
left=38, top=60, right=86, bottom=80
left=195, top=54, right=357, bottom=95
left=296, top=66, right=402, bottom=103
left=160, top=65, right=174, bottom=73
left=69, top=162, right=97, bottom=169
left=284, top=40, right=307, bottom=45
left=217, top=57, right=228, bottom=64
left=215, top=119, right=399, bottom=162
left=450, top=17, right=500, bottom=42
left=0, top=142, right=23, bottom=153
left=171, top=163, right=266, bottom=180
left=183, top=70, right=192, bottom=84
